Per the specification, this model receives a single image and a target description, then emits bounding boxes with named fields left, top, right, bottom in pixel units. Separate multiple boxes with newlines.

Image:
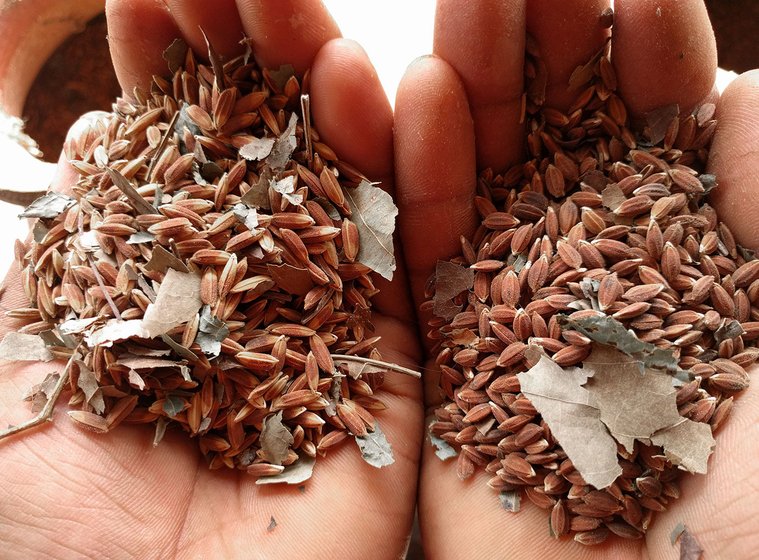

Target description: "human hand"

left=394, top=0, right=759, bottom=558
left=0, top=1, right=422, bottom=558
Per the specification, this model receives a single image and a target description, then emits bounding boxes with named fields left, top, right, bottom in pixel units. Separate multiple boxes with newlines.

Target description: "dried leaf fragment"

left=671, top=524, right=704, bottom=560
left=239, top=137, right=275, bottom=161
left=267, top=113, right=298, bottom=171
left=499, top=490, right=521, bottom=512
left=355, top=421, right=394, bottom=468
left=261, top=411, right=294, bottom=466
left=343, top=180, right=398, bottom=280
left=19, top=192, right=75, bottom=219
left=584, top=345, right=682, bottom=453
left=85, top=319, right=148, bottom=348
left=232, top=203, right=259, bottom=231
left=650, top=420, right=715, bottom=475
left=195, top=305, right=229, bottom=358
left=144, top=245, right=189, bottom=274
left=517, top=348, right=622, bottom=489
left=0, top=332, right=54, bottom=362
left=142, top=269, right=202, bottom=338
left=433, top=260, right=475, bottom=320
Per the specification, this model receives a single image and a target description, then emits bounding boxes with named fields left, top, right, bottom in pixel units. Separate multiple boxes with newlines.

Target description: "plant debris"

left=426, top=29, right=751, bottom=546
left=0, top=39, right=410, bottom=480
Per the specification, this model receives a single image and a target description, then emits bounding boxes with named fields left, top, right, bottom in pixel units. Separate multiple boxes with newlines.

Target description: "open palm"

left=0, top=1, right=422, bottom=558
left=394, top=0, right=759, bottom=558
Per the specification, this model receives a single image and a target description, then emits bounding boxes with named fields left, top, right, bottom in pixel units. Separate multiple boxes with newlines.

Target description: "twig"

left=300, top=94, right=312, bottom=162
left=146, top=110, right=179, bottom=183
left=330, top=354, right=422, bottom=379
left=0, top=352, right=75, bottom=441
left=88, top=255, right=121, bottom=319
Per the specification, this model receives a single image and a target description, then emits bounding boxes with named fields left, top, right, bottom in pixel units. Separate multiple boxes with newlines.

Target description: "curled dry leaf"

left=261, top=411, right=294, bottom=466
left=432, top=261, right=475, bottom=321
left=355, top=422, right=394, bottom=468
left=343, top=180, right=398, bottom=281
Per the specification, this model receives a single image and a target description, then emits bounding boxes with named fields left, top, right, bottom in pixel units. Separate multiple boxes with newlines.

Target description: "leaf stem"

left=330, top=354, right=421, bottom=379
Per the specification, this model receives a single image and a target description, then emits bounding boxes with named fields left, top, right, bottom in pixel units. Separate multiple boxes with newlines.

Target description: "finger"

left=708, top=70, right=759, bottom=249
left=394, top=56, right=478, bottom=317
left=526, top=0, right=611, bottom=111
left=612, top=0, right=717, bottom=118
left=433, top=0, right=526, bottom=173
left=162, top=0, right=246, bottom=60
left=106, top=0, right=182, bottom=95
left=310, top=39, right=413, bottom=322
left=235, top=0, right=341, bottom=74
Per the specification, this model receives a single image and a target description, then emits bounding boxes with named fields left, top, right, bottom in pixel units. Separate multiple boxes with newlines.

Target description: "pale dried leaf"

left=0, top=332, right=54, bottom=362
left=18, top=192, right=75, bottom=219
left=651, top=420, right=715, bottom=475
left=163, top=395, right=185, bottom=417
left=232, top=203, right=259, bottom=231
left=142, top=269, right=202, bottom=338
left=601, top=184, right=627, bottom=212
left=672, top=525, right=704, bottom=560
left=76, top=362, right=105, bottom=414
left=517, top=348, right=622, bottom=489
left=256, top=455, right=315, bottom=485
left=76, top=231, right=100, bottom=253
left=59, top=317, right=99, bottom=335
left=355, top=421, right=395, bottom=468
left=144, top=245, right=189, bottom=274
left=128, top=369, right=146, bottom=391
left=85, top=319, right=149, bottom=347
left=270, top=175, right=302, bottom=206
left=24, top=373, right=60, bottom=413
left=267, top=113, right=298, bottom=171
left=261, top=411, right=294, bottom=466
left=240, top=168, right=273, bottom=210
left=584, top=345, right=682, bottom=453
left=343, top=180, right=398, bottom=280
left=127, top=231, right=156, bottom=244
left=433, top=261, right=475, bottom=320
left=499, top=490, right=521, bottom=512
left=429, top=425, right=457, bottom=461
left=175, top=102, right=201, bottom=138
left=195, top=305, right=229, bottom=358
left=239, top=137, right=275, bottom=161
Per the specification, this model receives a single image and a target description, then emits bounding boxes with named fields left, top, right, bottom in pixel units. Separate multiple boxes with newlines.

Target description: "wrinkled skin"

left=1, top=1, right=758, bottom=559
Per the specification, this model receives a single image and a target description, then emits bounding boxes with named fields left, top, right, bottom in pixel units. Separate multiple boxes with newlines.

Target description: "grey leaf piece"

left=355, top=421, right=395, bottom=468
